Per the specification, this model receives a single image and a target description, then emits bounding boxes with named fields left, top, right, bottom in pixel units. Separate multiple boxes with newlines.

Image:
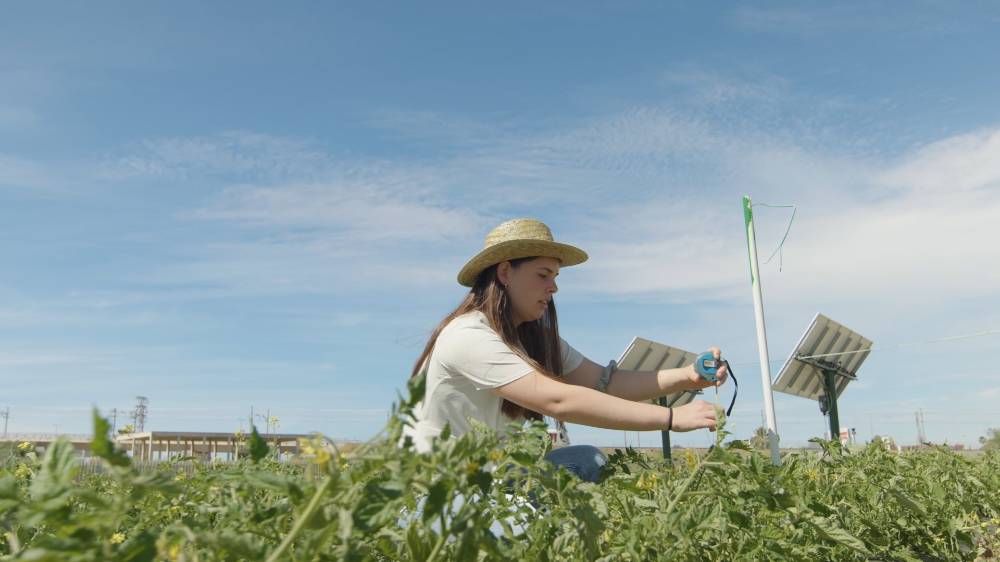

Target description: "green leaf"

left=406, top=523, right=431, bottom=560
left=244, top=471, right=304, bottom=504
left=248, top=425, right=270, bottom=463
left=422, top=480, right=449, bottom=522
left=788, top=507, right=871, bottom=556
left=889, top=488, right=928, bottom=519
left=0, top=475, right=17, bottom=499
left=406, top=369, right=427, bottom=410
left=29, top=439, right=78, bottom=502
left=197, top=530, right=266, bottom=559
left=90, top=408, right=131, bottom=467
left=116, top=530, right=159, bottom=562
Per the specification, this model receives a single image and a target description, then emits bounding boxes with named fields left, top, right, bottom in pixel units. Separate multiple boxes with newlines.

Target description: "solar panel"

left=617, top=336, right=700, bottom=407
left=772, top=313, right=872, bottom=400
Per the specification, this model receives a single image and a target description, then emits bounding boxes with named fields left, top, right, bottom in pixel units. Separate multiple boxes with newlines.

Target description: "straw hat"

left=457, top=218, right=588, bottom=287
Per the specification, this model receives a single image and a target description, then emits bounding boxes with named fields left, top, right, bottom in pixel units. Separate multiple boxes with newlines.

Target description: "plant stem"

left=425, top=513, right=449, bottom=562
left=265, top=475, right=335, bottom=562
left=661, top=448, right=717, bottom=521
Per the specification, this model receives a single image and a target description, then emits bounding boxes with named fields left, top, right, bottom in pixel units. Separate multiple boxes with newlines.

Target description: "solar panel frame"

left=617, top=336, right=700, bottom=407
left=772, top=313, right=872, bottom=400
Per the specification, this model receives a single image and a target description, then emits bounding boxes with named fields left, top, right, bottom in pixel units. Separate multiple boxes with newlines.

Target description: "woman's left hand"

left=687, top=346, right=729, bottom=390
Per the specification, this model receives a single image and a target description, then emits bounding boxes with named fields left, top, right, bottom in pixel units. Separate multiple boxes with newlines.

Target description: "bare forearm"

left=605, top=366, right=696, bottom=402
left=551, top=383, right=671, bottom=431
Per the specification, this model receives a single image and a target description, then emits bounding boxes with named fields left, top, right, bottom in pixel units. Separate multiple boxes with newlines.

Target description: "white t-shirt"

left=403, top=310, right=585, bottom=453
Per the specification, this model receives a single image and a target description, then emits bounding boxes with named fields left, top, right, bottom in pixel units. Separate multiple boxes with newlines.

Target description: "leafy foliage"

left=90, top=408, right=131, bottom=468
left=1, top=401, right=998, bottom=561
left=980, top=427, right=1000, bottom=451
left=248, top=425, right=270, bottom=463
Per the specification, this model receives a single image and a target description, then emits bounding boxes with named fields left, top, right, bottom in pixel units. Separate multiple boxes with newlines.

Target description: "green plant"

left=980, top=428, right=1000, bottom=451
left=0, top=386, right=997, bottom=561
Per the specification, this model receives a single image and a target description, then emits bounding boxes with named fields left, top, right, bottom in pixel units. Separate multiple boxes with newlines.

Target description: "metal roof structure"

left=773, top=313, right=872, bottom=400
left=617, top=336, right=700, bottom=408
left=114, top=431, right=322, bottom=462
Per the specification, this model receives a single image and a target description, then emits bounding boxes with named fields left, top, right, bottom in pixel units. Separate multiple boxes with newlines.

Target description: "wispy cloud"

left=979, top=387, right=1000, bottom=399
left=660, top=65, right=791, bottom=106
left=100, top=85, right=1000, bottom=319
left=877, top=127, right=1000, bottom=194
left=101, top=131, right=336, bottom=182
left=191, top=182, right=483, bottom=243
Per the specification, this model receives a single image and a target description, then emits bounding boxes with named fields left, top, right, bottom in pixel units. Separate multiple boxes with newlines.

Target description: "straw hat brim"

left=457, top=239, right=588, bottom=287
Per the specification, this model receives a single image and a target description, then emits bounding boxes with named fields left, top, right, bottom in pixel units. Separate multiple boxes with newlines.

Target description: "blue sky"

left=2, top=2, right=999, bottom=448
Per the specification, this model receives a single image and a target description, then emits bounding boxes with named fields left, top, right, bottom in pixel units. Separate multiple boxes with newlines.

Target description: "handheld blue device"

left=692, top=350, right=738, bottom=418
left=694, top=351, right=724, bottom=383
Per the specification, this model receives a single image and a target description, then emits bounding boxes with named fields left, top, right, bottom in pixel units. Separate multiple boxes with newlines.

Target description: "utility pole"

left=915, top=409, right=927, bottom=444
left=132, top=396, right=149, bottom=433
left=109, top=408, right=123, bottom=435
left=1, top=407, right=9, bottom=438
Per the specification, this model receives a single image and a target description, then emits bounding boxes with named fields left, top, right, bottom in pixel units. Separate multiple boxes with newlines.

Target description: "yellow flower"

left=489, top=449, right=504, bottom=463
left=174, top=473, right=186, bottom=482
left=465, top=461, right=481, bottom=475
left=299, top=436, right=333, bottom=465
left=110, top=532, right=126, bottom=545
left=17, top=441, right=33, bottom=452
left=14, top=464, right=32, bottom=479
left=683, top=449, right=699, bottom=471
left=636, top=472, right=659, bottom=491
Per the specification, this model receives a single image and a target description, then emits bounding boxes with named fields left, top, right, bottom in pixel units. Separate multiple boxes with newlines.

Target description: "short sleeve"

left=560, top=337, right=585, bottom=373
left=435, top=318, right=536, bottom=390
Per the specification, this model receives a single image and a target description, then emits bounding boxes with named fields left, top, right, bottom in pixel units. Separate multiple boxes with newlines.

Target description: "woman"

left=404, top=218, right=727, bottom=482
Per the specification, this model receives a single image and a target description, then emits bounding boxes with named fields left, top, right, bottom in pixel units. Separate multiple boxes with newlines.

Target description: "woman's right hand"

left=670, top=400, right=722, bottom=432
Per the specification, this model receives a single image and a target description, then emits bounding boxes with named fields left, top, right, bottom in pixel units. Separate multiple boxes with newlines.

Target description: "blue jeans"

left=399, top=445, right=609, bottom=538
left=544, top=444, right=607, bottom=483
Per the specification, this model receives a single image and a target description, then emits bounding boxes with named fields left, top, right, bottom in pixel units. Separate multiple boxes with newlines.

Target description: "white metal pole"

left=743, top=195, right=781, bottom=465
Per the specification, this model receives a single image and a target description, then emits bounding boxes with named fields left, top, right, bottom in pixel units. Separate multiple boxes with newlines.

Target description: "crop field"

left=1, top=386, right=998, bottom=561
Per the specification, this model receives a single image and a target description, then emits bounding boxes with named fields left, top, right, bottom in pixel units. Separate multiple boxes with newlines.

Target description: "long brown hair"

left=409, top=256, right=564, bottom=421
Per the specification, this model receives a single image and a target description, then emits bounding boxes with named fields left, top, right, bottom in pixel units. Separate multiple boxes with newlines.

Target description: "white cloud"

left=978, top=387, right=1000, bottom=399
left=876, top=128, right=1000, bottom=194
left=104, top=105, right=1000, bottom=317
left=554, top=114, right=1000, bottom=312
left=101, top=131, right=335, bottom=182
left=191, top=181, right=484, bottom=244
left=660, top=65, right=791, bottom=106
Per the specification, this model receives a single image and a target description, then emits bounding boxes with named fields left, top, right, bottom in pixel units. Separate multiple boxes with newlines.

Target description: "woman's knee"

left=545, top=444, right=607, bottom=482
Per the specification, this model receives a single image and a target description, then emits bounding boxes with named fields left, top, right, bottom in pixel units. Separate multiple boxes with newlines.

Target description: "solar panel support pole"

left=823, top=370, right=841, bottom=444
left=796, top=356, right=856, bottom=445
left=657, top=397, right=672, bottom=464
left=743, top=195, right=781, bottom=466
